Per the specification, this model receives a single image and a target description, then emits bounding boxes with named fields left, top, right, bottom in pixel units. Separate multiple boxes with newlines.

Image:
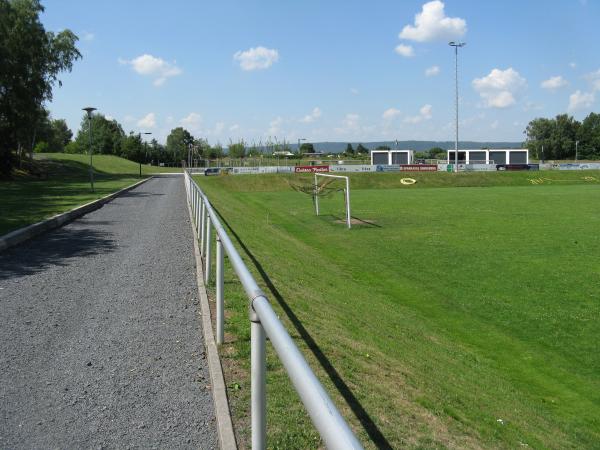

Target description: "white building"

left=446, top=149, right=529, bottom=165
left=370, top=150, right=414, bottom=165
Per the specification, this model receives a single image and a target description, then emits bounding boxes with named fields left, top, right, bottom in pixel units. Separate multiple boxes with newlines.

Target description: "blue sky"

left=42, top=0, right=599, bottom=145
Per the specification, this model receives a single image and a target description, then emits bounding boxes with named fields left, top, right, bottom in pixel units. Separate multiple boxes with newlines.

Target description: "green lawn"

left=0, top=153, right=179, bottom=235
left=194, top=172, right=600, bottom=449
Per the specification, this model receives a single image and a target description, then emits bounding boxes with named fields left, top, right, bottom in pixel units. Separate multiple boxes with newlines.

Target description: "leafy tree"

left=0, top=0, right=81, bottom=176
left=427, top=147, right=446, bottom=159
left=74, top=114, right=125, bottom=155
left=210, top=143, right=224, bottom=159
left=228, top=140, right=246, bottom=158
left=345, top=143, right=355, bottom=155
left=299, top=142, right=315, bottom=154
left=48, top=119, right=72, bottom=151
left=356, top=143, right=369, bottom=155
left=120, top=133, right=144, bottom=163
left=166, top=127, right=194, bottom=163
left=577, top=112, right=600, bottom=159
left=524, top=114, right=580, bottom=160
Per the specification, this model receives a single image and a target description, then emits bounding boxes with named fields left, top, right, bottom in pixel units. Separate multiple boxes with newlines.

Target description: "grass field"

left=0, top=153, right=179, bottom=235
left=194, top=171, right=600, bottom=449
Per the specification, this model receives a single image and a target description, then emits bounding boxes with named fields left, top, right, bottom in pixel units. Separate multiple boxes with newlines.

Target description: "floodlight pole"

left=82, top=107, right=97, bottom=192
left=449, top=41, right=466, bottom=173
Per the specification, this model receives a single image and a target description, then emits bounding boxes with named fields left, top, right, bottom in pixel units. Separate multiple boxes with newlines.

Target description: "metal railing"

left=184, top=170, right=363, bottom=450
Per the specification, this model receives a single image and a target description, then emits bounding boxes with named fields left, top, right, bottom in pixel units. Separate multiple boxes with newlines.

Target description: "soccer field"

left=195, top=172, right=600, bottom=449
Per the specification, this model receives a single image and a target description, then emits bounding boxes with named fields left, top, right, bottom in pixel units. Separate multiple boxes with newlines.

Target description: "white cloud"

left=214, top=122, right=225, bottom=135
left=399, top=1, right=467, bottom=42
left=382, top=108, right=401, bottom=120
left=541, top=76, right=568, bottom=90
left=229, top=124, right=240, bottom=132
left=569, top=62, right=577, bottom=69
left=334, top=113, right=362, bottom=135
left=584, top=69, right=600, bottom=91
left=300, top=107, right=322, bottom=123
left=233, top=46, right=279, bottom=71
left=395, top=44, right=414, bottom=57
left=472, top=68, right=527, bottom=108
left=83, top=32, right=95, bottom=41
left=120, top=54, right=182, bottom=86
left=268, top=116, right=283, bottom=135
left=105, top=115, right=114, bottom=121
left=490, top=120, right=499, bottom=129
left=137, top=113, right=156, bottom=129
left=568, top=90, right=595, bottom=111
left=404, top=104, right=433, bottom=123
left=350, top=88, right=359, bottom=95
left=425, top=65, right=440, bottom=77
left=180, top=112, right=203, bottom=132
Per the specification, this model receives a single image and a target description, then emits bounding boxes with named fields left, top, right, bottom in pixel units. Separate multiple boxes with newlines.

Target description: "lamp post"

left=139, top=132, right=152, bottom=177
left=82, top=107, right=97, bottom=191
left=575, top=140, right=579, bottom=161
left=449, top=41, right=466, bottom=173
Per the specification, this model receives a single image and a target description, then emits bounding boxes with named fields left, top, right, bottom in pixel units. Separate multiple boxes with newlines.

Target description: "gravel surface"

left=0, top=176, right=218, bottom=449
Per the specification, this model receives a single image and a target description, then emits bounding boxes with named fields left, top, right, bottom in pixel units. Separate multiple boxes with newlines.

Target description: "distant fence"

left=184, top=170, right=363, bottom=450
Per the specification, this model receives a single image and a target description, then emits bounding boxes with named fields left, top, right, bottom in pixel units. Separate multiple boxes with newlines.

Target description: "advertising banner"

left=559, top=163, right=600, bottom=170
left=375, top=165, right=400, bottom=172
left=330, top=165, right=375, bottom=173
left=294, top=165, right=330, bottom=173
left=399, top=164, right=438, bottom=172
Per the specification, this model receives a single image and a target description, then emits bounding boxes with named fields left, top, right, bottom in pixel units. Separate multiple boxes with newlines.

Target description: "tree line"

left=524, top=113, right=600, bottom=160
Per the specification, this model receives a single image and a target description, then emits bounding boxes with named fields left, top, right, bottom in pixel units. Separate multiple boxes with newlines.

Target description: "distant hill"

left=292, top=141, right=524, bottom=153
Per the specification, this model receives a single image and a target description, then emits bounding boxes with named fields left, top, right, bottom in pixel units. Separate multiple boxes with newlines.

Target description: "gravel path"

left=0, top=176, right=218, bottom=449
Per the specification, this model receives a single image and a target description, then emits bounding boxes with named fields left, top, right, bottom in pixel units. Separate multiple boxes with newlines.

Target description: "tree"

left=0, top=0, right=81, bottom=176
left=74, top=114, right=125, bottom=155
left=356, top=143, right=369, bottom=155
left=345, top=143, right=355, bottom=155
left=524, top=114, right=580, bottom=160
left=299, top=142, right=315, bottom=154
left=120, top=133, right=144, bottom=163
left=48, top=119, right=72, bottom=151
left=166, top=127, right=194, bottom=163
left=228, top=140, right=246, bottom=158
left=427, top=147, right=446, bottom=159
left=577, top=112, right=600, bottom=159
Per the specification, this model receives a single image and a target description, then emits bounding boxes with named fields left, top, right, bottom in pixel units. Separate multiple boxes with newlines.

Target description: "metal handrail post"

left=251, top=315, right=267, bottom=450
left=200, top=199, right=206, bottom=257
left=216, top=235, right=224, bottom=344
left=195, top=190, right=200, bottom=232
left=205, top=216, right=212, bottom=284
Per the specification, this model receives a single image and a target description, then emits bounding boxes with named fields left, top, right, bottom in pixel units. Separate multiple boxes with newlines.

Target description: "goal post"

left=314, top=173, right=351, bottom=229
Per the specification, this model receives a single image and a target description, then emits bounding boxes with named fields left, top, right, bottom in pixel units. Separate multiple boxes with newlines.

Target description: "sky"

left=42, top=0, right=600, bottom=145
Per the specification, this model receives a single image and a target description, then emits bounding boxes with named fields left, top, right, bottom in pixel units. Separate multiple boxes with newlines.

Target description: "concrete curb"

left=0, top=177, right=152, bottom=253
left=186, top=200, right=237, bottom=450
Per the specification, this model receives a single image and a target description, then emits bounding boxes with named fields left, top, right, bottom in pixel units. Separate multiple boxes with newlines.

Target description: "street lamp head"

left=449, top=41, right=466, bottom=47
left=82, top=107, right=97, bottom=118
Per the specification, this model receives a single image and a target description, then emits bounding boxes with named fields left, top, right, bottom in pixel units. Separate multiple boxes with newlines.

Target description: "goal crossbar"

left=314, top=173, right=351, bottom=229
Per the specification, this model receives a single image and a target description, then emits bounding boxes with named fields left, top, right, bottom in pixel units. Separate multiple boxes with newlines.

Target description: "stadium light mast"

left=82, top=107, right=97, bottom=191
left=449, top=41, right=466, bottom=173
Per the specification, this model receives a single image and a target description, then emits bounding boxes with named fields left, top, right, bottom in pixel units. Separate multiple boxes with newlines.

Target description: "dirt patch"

left=334, top=218, right=378, bottom=226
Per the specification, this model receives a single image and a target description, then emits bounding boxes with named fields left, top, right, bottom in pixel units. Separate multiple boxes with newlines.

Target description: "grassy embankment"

left=194, top=170, right=600, bottom=449
left=0, top=153, right=179, bottom=235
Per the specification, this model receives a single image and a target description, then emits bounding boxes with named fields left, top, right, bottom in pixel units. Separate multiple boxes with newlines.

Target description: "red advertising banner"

left=294, top=165, right=330, bottom=173
left=399, top=164, right=438, bottom=172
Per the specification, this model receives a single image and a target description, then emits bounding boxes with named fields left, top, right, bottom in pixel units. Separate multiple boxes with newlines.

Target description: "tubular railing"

left=184, top=170, right=363, bottom=450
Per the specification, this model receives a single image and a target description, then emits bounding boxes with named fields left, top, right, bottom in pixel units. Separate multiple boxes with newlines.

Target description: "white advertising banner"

left=330, top=165, right=375, bottom=173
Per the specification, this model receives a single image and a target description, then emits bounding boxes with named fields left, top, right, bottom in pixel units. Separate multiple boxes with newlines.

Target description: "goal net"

left=314, top=173, right=351, bottom=229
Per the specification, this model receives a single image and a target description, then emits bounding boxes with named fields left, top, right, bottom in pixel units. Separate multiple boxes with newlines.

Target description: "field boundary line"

left=186, top=199, right=237, bottom=450
left=0, top=177, right=152, bottom=253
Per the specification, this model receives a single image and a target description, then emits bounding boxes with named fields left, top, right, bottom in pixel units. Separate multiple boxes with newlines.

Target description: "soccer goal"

left=314, top=173, right=351, bottom=229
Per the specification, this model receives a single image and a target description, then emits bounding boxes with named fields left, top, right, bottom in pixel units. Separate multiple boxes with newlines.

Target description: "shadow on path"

left=214, top=207, right=392, bottom=449
left=0, top=227, right=116, bottom=281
